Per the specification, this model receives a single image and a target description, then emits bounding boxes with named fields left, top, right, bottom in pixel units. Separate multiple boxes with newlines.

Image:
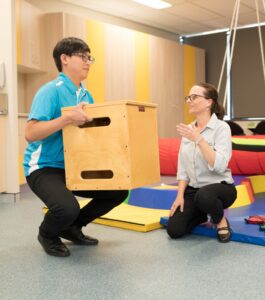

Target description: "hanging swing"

left=217, top=0, right=265, bottom=118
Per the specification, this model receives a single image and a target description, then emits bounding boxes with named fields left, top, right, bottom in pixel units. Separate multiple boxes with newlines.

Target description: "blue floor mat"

left=129, top=187, right=177, bottom=209
left=160, top=193, right=265, bottom=246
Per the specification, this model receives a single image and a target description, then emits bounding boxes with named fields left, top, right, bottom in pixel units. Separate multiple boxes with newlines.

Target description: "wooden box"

left=62, top=101, right=160, bottom=190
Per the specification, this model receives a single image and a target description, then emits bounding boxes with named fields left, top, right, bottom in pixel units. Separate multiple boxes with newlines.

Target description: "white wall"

left=0, top=0, right=19, bottom=193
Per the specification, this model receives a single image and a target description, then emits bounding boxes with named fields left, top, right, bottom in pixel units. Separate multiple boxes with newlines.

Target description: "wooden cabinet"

left=17, top=9, right=87, bottom=114
left=16, top=0, right=43, bottom=72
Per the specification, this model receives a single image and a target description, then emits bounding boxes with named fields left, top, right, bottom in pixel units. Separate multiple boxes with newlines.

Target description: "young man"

left=24, top=37, right=128, bottom=257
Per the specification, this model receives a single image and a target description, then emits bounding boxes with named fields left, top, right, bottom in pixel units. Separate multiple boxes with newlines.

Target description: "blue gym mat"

left=160, top=193, right=265, bottom=246
left=129, top=187, right=177, bottom=209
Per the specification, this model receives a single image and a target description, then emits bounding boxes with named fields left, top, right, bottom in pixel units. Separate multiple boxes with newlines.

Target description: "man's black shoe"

left=60, top=225, right=99, bottom=245
left=38, top=234, right=70, bottom=257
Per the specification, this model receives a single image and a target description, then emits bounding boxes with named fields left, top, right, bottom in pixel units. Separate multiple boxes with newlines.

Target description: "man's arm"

left=25, top=102, right=91, bottom=142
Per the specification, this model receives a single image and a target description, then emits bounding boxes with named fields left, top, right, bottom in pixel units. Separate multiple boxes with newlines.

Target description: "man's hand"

left=66, top=102, right=93, bottom=126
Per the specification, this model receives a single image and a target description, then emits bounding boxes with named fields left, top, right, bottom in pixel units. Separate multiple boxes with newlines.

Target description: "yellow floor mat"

left=93, top=204, right=169, bottom=232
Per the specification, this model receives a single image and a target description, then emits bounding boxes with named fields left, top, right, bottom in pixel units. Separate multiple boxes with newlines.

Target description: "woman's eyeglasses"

left=184, top=94, right=208, bottom=102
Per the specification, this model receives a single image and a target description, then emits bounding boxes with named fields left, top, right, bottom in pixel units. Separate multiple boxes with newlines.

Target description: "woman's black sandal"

left=217, top=218, right=232, bottom=243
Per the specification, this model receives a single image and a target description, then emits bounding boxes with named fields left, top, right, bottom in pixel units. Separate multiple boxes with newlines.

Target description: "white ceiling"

left=61, top=0, right=265, bottom=35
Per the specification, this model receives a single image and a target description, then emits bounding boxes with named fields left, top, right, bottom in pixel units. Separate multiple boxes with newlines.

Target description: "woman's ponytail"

left=196, top=82, right=225, bottom=120
left=211, top=102, right=225, bottom=120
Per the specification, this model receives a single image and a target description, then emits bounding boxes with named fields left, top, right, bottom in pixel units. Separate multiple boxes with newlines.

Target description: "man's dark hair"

left=53, top=37, right=90, bottom=72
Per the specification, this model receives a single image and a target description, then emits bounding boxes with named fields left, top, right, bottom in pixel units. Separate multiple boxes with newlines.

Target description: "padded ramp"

left=161, top=193, right=265, bottom=246
left=93, top=203, right=169, bottom=232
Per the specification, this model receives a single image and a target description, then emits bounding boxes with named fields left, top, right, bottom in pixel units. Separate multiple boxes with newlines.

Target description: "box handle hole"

left=79, top=117, right=111, bottom=128
left=81, top=170, right=114, bottom=179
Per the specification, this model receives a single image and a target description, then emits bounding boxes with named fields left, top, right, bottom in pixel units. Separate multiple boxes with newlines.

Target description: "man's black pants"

left=167, top=183, right=237, bottom=239
left=27, top=168, right=128, bottom=238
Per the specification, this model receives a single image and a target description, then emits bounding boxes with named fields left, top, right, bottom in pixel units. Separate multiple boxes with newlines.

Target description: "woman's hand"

left=176, top=123, right=200, bottom=142
left=170, top=196, right=184, bottom=216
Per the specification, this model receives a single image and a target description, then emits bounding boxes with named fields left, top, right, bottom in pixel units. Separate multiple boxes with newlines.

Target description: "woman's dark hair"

left=196, top=82, right=225, bottom=120
left=53, top=37, right=90, bottom=72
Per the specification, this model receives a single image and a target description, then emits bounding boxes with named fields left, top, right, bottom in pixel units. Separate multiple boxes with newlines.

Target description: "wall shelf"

left=17, top=64, right=46, bottom=74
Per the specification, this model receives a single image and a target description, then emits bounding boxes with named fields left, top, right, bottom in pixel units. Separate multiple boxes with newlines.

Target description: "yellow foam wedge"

left=93, top=204, right=169, bottom=232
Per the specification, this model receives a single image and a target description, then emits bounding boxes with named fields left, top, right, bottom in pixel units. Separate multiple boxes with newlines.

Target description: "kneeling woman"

left=167, top=82, right=237, bottom=243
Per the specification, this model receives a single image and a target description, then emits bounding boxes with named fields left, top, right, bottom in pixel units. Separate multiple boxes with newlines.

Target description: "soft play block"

left=248, top=175, right=265, bottom=194
left=230, top=184, right=252, bottom=208
left=62, top=101, right=160, bottom=190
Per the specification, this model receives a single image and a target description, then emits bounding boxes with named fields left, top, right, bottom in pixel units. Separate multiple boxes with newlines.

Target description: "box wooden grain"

left=62, top=101, right=160, bottom=190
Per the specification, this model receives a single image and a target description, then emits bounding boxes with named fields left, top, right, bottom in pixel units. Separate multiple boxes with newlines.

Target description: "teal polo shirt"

left=23, top=72, right=94, bottom=176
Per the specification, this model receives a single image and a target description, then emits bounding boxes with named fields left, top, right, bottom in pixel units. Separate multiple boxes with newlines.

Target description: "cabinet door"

left=22, top=12, right=87, bottom=112
left=17, top=0, right=42, bottom=71
left=63, top=13, right=86, bottom=39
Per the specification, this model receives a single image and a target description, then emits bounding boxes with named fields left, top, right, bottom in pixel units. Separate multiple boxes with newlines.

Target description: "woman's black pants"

left=27, top=168, right=128, bottom=238
left=167, top=183, right=237, bottom=239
